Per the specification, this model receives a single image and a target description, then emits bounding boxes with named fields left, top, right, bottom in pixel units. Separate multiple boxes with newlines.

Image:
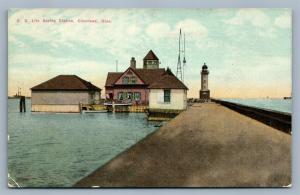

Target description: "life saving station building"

left=105, top=50, right=188, bottom=110
left=31, top=75, right=101, bottom=112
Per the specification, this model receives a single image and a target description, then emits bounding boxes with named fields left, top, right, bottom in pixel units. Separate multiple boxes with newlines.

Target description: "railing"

left=104, top=99, right=147, bottom=105
left=211, top=98, right=291, bottom=134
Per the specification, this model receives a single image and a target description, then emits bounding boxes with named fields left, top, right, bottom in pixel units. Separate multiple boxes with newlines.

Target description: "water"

left=8, top=99, right=159, bottom=187
left=222, top=98, right=292, bottom=113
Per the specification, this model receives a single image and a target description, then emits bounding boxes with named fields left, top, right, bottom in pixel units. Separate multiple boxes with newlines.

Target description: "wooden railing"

left=211, top=98, right=292, bottom=134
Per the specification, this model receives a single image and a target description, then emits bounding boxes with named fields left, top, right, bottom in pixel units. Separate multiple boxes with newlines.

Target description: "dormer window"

left=122, top=76, right=129, bottom=84
left=130, top=76, right=136, bottom=84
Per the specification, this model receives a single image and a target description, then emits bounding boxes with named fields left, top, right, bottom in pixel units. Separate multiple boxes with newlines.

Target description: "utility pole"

left=116, top=60, right=118, bottom=72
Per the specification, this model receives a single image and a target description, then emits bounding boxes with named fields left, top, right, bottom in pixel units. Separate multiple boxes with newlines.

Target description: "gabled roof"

left=105, top=67, right=188, bottom=90
left=105, top=72, right=122, bottom=87
left=105, top=68, right=165, bottom=87
left=117, top=67, right=148, bottom=85
left=148, top=69, right=188, bottom=90
left=134, top=68, right=165, bottom=84
left=105, top=67, right=147, bottom=87
left=143, top=50, right=159, bottom=60
left=31, top=75, right=101, bottom=91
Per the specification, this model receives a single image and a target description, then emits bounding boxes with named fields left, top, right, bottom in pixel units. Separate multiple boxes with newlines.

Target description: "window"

left=127, top=92, right=132, bottom=100
left=118, top=92, right=124, bottom=100
left=164, top=89, right=171, bottom=103
left=90, top=93, right=95, bottom=100
left=130, top=76, right=136, bottom=84
left=148, top=60, right=157, bottom=65
left=122, top=76, right=129, bottom=84
left=134, top=92, right=141, bottom=101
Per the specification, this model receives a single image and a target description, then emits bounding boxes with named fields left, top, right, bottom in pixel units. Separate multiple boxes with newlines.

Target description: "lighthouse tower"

left=199, top=63, right=210, bottom=101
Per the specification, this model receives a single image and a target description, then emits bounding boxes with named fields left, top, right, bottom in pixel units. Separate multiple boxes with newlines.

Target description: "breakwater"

left=211, top=99, right=291, bottom=134
left=74, top=103, right=291, bottom=187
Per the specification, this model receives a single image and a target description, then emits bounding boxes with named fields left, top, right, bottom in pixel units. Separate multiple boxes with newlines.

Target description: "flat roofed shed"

left=31, top=75, right=101, bottom=91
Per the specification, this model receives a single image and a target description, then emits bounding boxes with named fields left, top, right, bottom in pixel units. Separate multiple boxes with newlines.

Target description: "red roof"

left=31, top=75, right=101, bottom=91
left=148, top=69, right=188, bottom=89
left=105, top=72, right=122, bottom=87
left=143, top=50, right=159, bottom=60
left=105, top=68, right=188, bottom=90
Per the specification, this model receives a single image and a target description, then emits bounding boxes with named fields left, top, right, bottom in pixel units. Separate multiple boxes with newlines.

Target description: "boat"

left=81, top=110, right=107, bottom=113
left=283, top=97, right=292, bottom=100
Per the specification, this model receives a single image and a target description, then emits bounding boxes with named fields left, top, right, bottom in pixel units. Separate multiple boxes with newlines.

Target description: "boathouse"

left=31, top=75, right=101, bottom=112
left=105, top=50, right=188, bottom=110
left=148, top=68, right=188, bottom=110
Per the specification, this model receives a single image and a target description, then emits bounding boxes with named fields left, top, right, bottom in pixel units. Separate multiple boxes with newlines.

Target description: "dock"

left=74, top=103, right=291, bottom=187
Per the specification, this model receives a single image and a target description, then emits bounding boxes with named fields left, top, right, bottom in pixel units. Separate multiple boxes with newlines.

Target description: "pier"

left=74, top=103, right=291, bottom=187
left=212, top=99, right=291, bottom=134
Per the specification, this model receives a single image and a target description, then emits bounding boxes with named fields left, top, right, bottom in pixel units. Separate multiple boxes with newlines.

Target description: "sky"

left=8, top=8, right=292, bottom=98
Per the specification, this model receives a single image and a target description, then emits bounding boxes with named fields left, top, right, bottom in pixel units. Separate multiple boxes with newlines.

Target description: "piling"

left=19, top=96, right=26, bottom=112
left=112, top=101, right=115, bottom=113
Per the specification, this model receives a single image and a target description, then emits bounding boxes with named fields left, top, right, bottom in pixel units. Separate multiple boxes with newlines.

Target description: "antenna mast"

left=176, top=29, right=183, bottom=82
left=183, top=33, right=186, bottom=83
left=176, top=29, right=186, bottom=83
left=116, top=60, right=118, bottom=72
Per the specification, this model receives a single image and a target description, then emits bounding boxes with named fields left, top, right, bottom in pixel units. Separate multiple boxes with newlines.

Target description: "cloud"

left=8, top=9, right=291, bottom=98
left=257, top=27, right=277, bottom=38
left=175, top=19, right=208, bottom=39
left=274, top=13, right=291, bottom=29
left=146, top=19, right=208, bottom=41
left=8, top=52, right=109, bottom=96
left=9, top=53, right=109, bottom=72
left=146, top=22, right=171, bottom=39
left=224, top=9, right=270, bottom=27
left=126, top=25, right=141, bottom=35
left=223, top=9, right=283, bottom=39
left=8, top=9, right=150, bottom=61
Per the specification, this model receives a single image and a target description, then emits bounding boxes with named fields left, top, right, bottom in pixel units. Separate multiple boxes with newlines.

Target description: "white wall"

left=149, top=89, right=187, bottom=110
left=201, top=74, right=208, bottom=91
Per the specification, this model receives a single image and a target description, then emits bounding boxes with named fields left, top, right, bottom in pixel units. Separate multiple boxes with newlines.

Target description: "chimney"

left=130, top=57, right=136, bottom=69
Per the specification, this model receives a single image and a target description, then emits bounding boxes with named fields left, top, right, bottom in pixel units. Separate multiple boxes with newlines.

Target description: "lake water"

left=8, top=99, right=159, bottom=187
left=222, top=98, right=292, bottom=113
left=8, top=98, right=291, bottom=187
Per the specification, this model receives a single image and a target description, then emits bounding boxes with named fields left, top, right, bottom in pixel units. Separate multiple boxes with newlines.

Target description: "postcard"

left=8, top=8, right=292, bottom=188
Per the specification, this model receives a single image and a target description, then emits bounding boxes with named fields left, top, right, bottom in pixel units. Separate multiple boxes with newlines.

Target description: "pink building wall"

left=105, top=88, right=149, bottom=105
left=106, top=68, right=149, bottom=105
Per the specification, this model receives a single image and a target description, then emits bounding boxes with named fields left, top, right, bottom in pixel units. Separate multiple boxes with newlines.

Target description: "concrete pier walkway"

left=74, top=103, right=291, bottom=187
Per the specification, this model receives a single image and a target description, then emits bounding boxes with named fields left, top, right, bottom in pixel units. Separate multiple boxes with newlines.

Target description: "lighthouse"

left=199, top=63, right=210, bottom=101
